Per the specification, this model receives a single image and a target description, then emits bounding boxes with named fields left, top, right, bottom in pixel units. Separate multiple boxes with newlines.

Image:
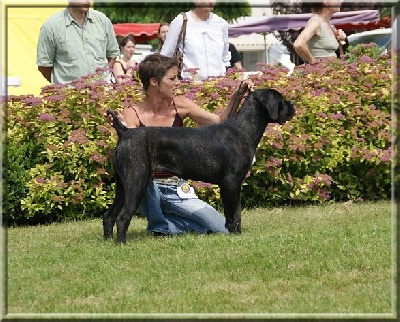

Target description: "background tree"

left=94, top=1, right=251, bottom=24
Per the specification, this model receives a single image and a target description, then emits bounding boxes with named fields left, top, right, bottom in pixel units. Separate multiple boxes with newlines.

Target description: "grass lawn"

left=3, top=200, right=395, bottom=319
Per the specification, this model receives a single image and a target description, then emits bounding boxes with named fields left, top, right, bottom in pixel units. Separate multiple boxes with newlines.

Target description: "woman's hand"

left=104, top=109, right=128, bottom=127
left=126, top=60, right=137, bottom=71
left=127, top=60, right=137, bottom=67
left=238, top=79, right=254, bottom=97
left=332, top=26, right=347, bottom=44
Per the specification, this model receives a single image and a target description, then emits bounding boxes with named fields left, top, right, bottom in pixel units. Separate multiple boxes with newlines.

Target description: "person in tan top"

left=293, top=1, right=347, bottom=64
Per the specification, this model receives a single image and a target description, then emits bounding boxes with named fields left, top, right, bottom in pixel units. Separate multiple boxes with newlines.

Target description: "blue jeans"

left=138, top=180, right=228, bottom=235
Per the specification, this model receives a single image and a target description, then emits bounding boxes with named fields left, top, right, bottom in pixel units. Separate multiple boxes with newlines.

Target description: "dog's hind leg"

left=103, top=171, right=124, bottom=239
left=220, top=183, right=242, bottom=234
left=115, top=173, right=150, bottom=243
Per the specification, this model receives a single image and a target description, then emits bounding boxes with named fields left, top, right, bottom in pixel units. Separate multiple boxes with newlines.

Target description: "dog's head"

left=252, top=88, right=295, bottom=125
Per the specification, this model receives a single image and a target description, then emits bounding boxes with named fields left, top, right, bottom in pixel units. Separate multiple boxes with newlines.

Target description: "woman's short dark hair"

left=138, top=53, right=179, bottom=91
left=118, top=35, right=136, bottom=50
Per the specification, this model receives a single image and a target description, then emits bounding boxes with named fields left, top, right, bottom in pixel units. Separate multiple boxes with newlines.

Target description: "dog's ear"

left=254, top=89, right=280, bottom=121
left=267, top=100, right=280, bottom=122
left=280, top=101, right=295, bottom=124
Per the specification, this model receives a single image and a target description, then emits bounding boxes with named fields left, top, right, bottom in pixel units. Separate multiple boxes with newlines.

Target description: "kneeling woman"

left=108, top=53, right=252, bottom=236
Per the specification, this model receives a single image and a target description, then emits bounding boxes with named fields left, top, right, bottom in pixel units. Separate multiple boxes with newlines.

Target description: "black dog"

left=104, top=88, right=294, bottom=243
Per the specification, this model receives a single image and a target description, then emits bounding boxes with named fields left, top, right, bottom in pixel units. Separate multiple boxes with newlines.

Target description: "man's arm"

left=221, top=22, right=231, bottom=68
left=104, top=14, right=120, bottom=61
left=38, top=66, right=52, bottom=83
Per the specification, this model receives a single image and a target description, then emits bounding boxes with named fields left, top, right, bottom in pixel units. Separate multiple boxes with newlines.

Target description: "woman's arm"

left=179, top=80, right=253, bottom=125
left=220, top=81, right=253, bottom=120
left=293, top=18, right=320, bottom=64
left=112, top=61, right=126, bottom=85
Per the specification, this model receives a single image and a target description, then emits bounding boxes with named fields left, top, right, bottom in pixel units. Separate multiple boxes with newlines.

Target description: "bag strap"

left=175, top=12, right=188, bottom=55
left=331, top=24, right=344, bottom=57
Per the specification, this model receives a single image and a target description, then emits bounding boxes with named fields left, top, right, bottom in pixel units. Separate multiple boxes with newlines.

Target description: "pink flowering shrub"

left=5, top=44, right=392, bottom=225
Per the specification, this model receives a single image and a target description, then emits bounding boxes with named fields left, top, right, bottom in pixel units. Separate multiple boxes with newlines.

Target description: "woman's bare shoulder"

left=302, top=17, right=321, bottom=36
left=306, top=16, right=322, bottom=29
left=122, top=105, right=141, bottom=128
left=113, top=59, right=124, bottom=67
left=173, top=95, right=200, bottom=119
left=174, top=94, right=195, bottom=105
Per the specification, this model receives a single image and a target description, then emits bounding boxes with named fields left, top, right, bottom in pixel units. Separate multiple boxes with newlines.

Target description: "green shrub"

left=5, top=139, right=42, bottom=225
left=5, top=44, right=392, bottom=225
left=346, top=43, right=387, bottom=63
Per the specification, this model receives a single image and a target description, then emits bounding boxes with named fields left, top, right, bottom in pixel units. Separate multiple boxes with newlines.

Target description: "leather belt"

left=153, top=176, right=180, bottom=185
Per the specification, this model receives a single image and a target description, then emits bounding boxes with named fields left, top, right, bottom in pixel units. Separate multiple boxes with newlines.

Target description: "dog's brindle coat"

left=104, top=88, right=295, bottom=243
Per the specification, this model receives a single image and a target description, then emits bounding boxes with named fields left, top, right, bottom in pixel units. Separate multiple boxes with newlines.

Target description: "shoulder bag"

left=173, top=12, right=188, bottom=78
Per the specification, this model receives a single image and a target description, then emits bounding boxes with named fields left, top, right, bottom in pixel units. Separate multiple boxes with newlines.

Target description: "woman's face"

left=159, top=25, right=169, bottom=42
left=324, top=0, right=342, bottom=13
left=194, top=0, right=216, bottom=10
left=121, top=40, right=136, bottom=59
left=157, top=66, right=179, bottom=99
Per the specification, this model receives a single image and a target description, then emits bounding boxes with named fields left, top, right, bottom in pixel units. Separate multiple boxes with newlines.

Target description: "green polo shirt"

left=36, top=8, right=120, bottom=84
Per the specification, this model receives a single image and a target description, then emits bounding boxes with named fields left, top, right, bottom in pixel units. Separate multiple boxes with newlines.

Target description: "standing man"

left=36, top=0, right=120, bottom=84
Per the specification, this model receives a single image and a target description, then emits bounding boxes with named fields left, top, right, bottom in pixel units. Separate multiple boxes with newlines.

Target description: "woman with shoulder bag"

left=160, top=0, right=231, bottom=80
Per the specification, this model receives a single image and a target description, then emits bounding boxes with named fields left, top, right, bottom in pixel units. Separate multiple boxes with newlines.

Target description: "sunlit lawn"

left=5, top=200, right=395, bottom=319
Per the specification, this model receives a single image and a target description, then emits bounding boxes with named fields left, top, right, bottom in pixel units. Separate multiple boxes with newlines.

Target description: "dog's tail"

left=106, top=109, right=128, bottom=138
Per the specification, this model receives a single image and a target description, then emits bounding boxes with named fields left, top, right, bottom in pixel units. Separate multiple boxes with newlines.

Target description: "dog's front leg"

left=220, top=184, right=242, bottom=234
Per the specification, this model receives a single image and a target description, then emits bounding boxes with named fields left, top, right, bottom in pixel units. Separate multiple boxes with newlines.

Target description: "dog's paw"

left=226, top=222, right=241, bottom=234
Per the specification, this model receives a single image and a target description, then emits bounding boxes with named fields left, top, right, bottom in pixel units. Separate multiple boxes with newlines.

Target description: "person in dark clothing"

left=228, top=43, right=243, bottom=69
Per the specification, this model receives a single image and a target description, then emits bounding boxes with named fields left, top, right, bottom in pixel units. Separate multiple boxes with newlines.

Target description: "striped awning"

left=229, top=10, right=387, bottom=37
left=229, top=33, right=280, bottom=51
left=113, top=23, right=160, bottom=43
